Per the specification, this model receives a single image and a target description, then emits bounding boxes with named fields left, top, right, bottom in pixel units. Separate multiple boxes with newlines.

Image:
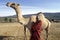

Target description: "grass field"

left=0, top=22, right=60, bottom=40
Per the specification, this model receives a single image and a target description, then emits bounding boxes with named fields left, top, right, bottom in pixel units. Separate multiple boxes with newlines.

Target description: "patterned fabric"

left=30, top=20, right=42, bottom=40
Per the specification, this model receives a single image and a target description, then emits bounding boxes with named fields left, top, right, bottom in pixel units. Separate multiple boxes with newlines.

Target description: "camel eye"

left=12, top=3, right=15, bottom=5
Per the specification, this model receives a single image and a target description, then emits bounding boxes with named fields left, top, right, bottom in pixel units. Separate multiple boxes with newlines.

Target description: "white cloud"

left=0, top=5, right=60, bottom=17
left=21, top=6, right=60, bottom=15
left=21, top=6, right=46, bottom=15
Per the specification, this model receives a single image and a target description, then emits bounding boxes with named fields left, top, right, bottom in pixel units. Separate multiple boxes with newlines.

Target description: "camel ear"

left=17, top=4, right=20, bottom=6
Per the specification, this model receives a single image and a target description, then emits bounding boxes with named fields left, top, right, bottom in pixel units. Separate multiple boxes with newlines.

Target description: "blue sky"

left=0, top=0, right=60, bottom=16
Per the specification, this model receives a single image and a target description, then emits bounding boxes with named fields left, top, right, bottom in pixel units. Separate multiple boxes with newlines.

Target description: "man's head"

left=30, top=15, right=36, bottom=23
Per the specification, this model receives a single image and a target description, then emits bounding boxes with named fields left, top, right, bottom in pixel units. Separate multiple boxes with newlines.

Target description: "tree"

left=9, top=18, right=12, bottom=22
left=4, top=17, right=8, bottom=22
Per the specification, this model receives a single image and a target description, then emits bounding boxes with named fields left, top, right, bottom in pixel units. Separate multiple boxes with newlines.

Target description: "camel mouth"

left=6, top=2, right=12, bottom=7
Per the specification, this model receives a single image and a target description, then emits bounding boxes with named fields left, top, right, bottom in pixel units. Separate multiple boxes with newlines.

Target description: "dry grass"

left=0, top=22, right=60, bottom=40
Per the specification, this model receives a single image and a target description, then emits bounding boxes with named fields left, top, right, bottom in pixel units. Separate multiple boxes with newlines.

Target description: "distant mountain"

left=1, top=14, right=36, bottom=18
left=0, top=13, right=60, bottom=22
left=44, top=13, right=60, bottom=20
left=8, top=13, right=60, bottom=20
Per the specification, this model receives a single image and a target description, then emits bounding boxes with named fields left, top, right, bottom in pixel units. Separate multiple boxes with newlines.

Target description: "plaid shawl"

left=30, top=20, right=42, bottom=40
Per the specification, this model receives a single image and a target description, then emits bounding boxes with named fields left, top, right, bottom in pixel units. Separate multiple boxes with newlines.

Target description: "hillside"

left=0, top=13, right=60, bottom=22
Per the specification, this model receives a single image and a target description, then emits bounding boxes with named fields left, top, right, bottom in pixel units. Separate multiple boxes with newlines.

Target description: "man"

left=30, top=15, right=42, bottom=40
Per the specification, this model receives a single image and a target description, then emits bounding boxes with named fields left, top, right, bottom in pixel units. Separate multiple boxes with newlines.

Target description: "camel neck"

left=15, top=6, right=23, bottom=18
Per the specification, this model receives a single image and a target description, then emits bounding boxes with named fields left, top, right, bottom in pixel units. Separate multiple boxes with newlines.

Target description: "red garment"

left=30, top=20, right=42, bottom=40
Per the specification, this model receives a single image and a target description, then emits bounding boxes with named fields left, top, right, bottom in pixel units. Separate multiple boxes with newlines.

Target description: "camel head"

left=6, top=2, right=20, bottom=9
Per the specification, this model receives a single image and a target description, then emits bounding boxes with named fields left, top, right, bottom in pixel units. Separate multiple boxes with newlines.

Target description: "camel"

left=6, top=2, right=37, bottom=40
left=37, top=12, right=51, bottom=40
left=6, top=2, right=51, bottom=40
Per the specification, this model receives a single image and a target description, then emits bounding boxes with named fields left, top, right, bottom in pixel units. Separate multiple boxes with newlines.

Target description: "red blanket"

left=30, top=20, right=42, bottom=40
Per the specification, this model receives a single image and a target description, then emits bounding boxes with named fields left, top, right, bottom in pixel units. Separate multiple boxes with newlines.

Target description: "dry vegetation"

left=0, top=22, right=60, bottom=40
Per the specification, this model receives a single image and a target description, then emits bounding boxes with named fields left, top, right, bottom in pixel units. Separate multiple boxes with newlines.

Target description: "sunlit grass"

left=0, top=22, right=60, bottom=40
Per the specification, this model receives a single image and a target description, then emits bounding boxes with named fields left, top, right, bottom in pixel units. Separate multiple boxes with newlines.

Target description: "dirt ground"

left=0, top=22, right=60, bottom=40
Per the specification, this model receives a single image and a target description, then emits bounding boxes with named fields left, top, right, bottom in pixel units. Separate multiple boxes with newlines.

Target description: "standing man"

left=30, top=15, right=42, bottom=40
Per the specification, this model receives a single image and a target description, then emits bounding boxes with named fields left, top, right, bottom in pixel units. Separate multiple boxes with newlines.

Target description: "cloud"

left=21, top=6, right=46, bottom=15
left=0, top=5, right=60, bottom=17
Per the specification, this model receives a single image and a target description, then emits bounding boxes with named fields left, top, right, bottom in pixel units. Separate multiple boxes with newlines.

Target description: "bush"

left=9, top=18, right=12, bottom=22
left=4, top=17, right=8, bottom=22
